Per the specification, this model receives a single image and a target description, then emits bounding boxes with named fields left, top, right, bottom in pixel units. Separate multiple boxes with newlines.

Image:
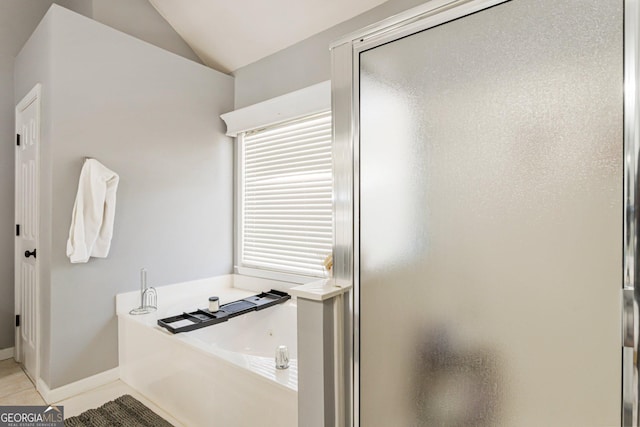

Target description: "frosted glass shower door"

left=358, top=0, right=623, bottom=426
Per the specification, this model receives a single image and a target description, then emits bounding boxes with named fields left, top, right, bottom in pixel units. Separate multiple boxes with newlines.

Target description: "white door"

left=15, top=84, right=41, bottom=382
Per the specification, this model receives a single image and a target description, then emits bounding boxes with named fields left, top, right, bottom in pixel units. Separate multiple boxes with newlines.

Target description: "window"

left=237, top=111, right=333, bottom=282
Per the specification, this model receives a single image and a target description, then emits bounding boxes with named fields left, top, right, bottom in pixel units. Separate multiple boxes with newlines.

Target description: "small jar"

left=208, top=296, right=219, bottom=312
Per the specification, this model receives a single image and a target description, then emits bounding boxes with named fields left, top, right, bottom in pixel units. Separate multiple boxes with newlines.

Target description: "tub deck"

left=117, top=274, right=298, bottom=427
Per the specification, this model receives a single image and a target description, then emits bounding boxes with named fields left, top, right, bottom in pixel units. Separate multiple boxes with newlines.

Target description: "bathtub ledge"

left=290, top=279, right=351, bottom=301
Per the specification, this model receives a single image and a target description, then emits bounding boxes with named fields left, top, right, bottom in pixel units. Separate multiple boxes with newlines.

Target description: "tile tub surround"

left=117, top=274, right=298, bottom=427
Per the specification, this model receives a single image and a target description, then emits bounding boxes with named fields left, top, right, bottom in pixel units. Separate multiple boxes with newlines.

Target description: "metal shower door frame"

left=330, top=0, right=639, bottom=425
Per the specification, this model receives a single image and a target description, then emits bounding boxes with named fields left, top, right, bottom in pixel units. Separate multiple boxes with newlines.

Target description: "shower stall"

left=331, top=0, right=640, bottom=425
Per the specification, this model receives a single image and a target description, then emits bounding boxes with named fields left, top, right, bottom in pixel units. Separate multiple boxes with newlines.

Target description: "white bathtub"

left=117, top=274, right=298, bottom=427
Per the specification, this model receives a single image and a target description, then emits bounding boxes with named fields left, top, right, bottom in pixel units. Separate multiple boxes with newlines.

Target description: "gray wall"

left=12, top=12, right=55, bottom=380
left=15, top=5, right=233, bottom=388
left=0, top=0, right=58, bottom=353
left=232, top=0, right=428, bottom=109
left=91, top=0, right=202, bottom=64
left=0, top=0, right=204, bottom=353
left=0, top=53, right=16, bottom=352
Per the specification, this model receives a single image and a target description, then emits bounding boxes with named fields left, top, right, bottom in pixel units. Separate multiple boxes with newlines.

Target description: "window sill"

left=234, top=266, right=323, bottom=288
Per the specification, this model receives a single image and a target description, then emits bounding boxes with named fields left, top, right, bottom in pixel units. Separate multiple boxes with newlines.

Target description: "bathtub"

left=116, top=274, right=298, bottom=427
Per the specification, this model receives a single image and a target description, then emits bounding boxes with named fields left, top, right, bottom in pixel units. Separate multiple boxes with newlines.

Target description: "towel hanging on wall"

left=66, top=158, right=119, bottom=263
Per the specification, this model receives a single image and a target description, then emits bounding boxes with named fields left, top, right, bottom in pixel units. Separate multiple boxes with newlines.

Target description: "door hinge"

left=15, top=315, right=20, bottom=327
left=15, top=224, right=20, bottom=237
left=623, top=288, right=635, bottom=348
left=16, top=134, right=20, bottom=146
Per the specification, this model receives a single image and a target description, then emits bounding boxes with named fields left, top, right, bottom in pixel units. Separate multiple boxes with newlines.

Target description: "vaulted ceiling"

left=148, top=0, right=388, bottom=73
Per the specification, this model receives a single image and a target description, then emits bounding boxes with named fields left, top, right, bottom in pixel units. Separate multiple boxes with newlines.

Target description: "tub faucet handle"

left=275, top=345, right=289, bottom=370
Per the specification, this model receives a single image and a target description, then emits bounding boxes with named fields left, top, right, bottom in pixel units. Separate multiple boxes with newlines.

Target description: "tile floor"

left=0, top=358, right=44, bottom=406
left=0, top=358, right=184, bottom=426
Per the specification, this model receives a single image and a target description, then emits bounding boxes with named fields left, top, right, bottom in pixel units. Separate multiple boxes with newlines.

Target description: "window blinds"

left=241, top=111, right=333, bottom=278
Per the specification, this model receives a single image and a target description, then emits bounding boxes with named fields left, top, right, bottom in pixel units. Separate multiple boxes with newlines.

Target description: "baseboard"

left=0, top=347, right=14, bottom=361
left=37, top=367, right=119, bottom=404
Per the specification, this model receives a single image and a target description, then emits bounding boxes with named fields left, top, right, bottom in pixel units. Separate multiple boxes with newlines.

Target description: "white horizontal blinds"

left=242, top=111, right=333, bottom=277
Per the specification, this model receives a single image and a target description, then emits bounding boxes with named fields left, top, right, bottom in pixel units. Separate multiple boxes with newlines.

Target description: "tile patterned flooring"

left=0, top=358, right=183, bottom=425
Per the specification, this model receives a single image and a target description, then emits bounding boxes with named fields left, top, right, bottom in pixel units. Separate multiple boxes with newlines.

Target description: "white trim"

left=15, top=83, right=42, bottom=386
left=220, top=81, right=331, bottom=137
left=235, top=266, right=319, bottom=287
left=232, top=273, right=301, bottom=293
left=234, top=133, right=245, bottom=274
left=36, top=368, right=119, bottom=404
left=0, top=347, right=15, bottom=361
left=290, top=279, right=351, bottom=302
left=15, top=84, right=42, bottom=111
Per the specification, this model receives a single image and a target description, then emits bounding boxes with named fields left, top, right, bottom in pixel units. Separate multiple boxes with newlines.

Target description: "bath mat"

left=64, top=394, right=175, bottom=427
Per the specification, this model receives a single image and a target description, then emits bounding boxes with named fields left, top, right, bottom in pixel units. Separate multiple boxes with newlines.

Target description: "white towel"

left=66, top=159, right=119, bottom=263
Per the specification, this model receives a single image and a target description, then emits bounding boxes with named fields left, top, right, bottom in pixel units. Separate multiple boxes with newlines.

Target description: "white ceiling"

left=148, top=0, right=388, bottom=73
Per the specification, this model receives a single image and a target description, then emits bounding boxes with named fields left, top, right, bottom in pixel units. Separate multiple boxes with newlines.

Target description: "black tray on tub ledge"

left=157, top=289, right=290, bottom=334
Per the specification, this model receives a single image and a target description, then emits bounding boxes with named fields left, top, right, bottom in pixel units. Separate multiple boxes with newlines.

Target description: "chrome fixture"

left=275, top=345, right=290, bottom=370
left=130, top=268, right=157, bottom=315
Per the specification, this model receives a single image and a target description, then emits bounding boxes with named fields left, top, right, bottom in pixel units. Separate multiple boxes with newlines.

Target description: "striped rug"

left=64, top=394, right=174, bottom=427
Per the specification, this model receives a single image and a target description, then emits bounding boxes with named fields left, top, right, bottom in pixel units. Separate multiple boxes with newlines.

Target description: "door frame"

left=15, top=83, right=42, bottom=384
left=330, top=0, right=639, bottom=425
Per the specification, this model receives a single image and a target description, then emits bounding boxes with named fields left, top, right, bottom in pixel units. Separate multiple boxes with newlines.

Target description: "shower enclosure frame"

left=329, top=0, right=640, bottom=425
